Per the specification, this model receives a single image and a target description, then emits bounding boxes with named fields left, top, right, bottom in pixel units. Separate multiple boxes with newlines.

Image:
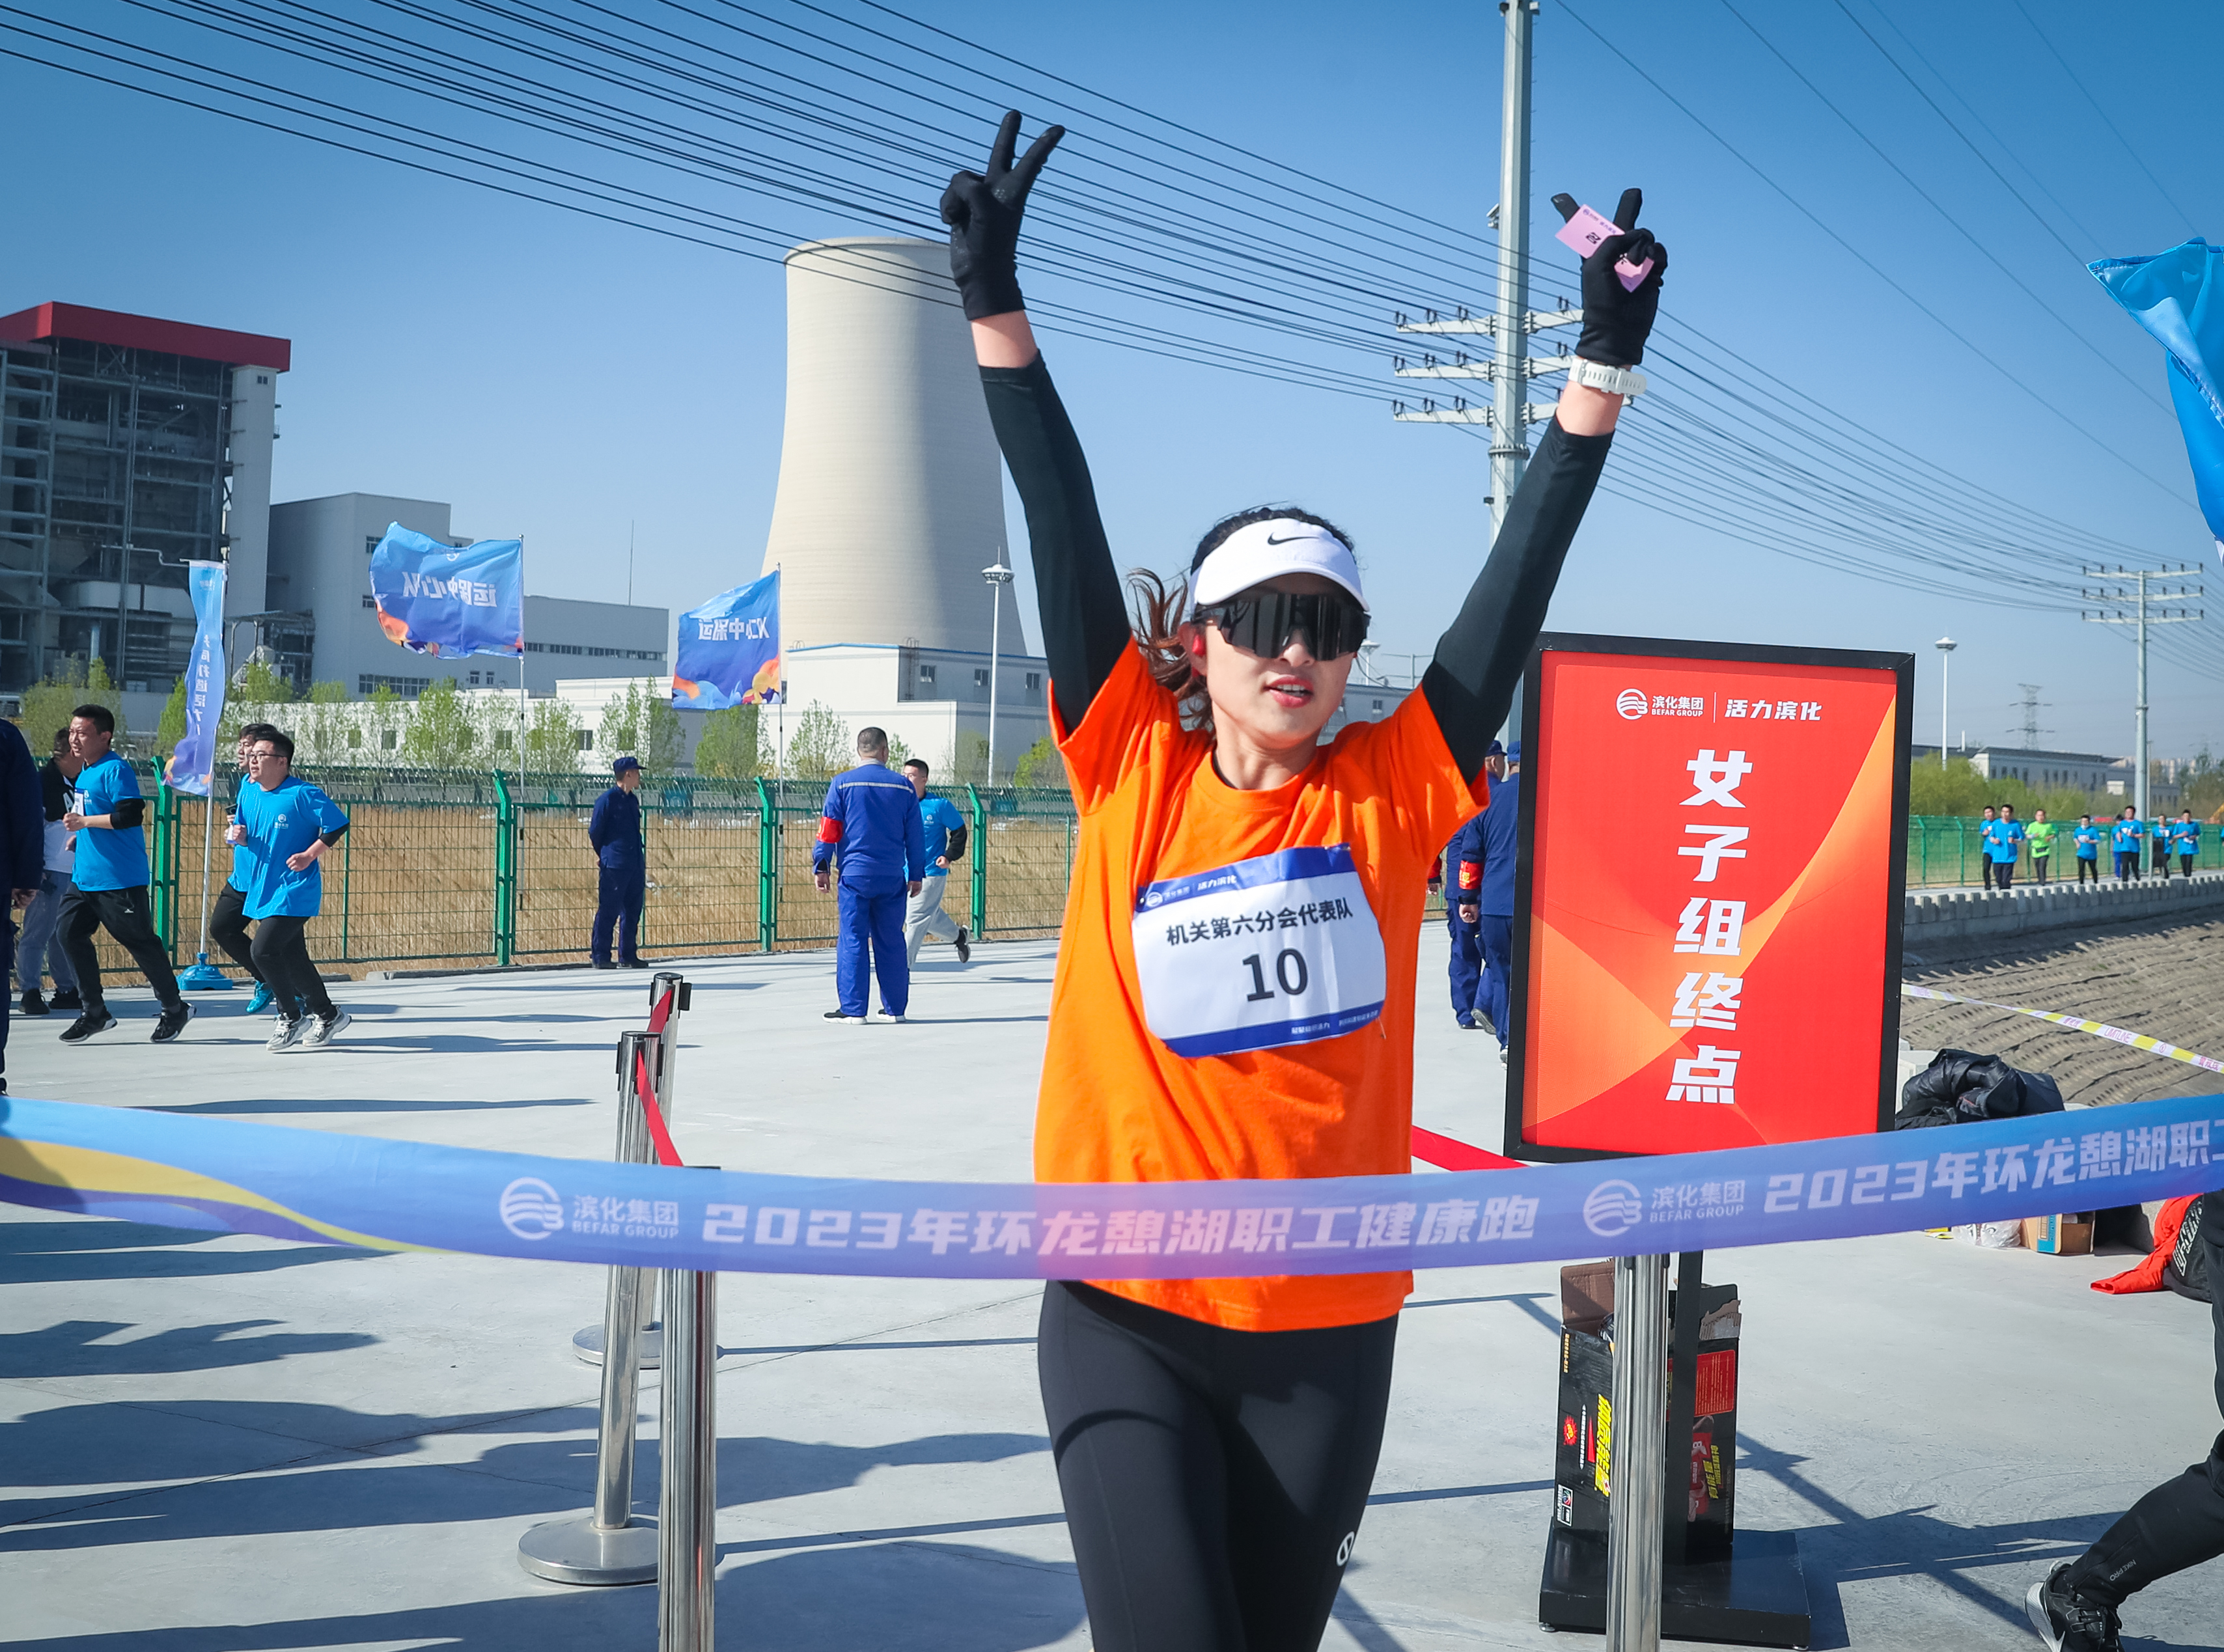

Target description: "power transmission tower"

left=2009, top=683, right=2051, bottom=750
left=2080, top=565, right=2204, bottom=820
left=1387, top=0, right=1570, bottom=546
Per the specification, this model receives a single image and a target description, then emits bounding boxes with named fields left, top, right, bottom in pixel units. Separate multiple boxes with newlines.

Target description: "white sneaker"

left=303, top=1010, right=351, bottom=1047
left=268, top=1017, right=304, bottom=1053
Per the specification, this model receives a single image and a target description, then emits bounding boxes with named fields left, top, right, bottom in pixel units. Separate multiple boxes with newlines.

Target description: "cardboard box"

left=2020, top=1213, right=2095, bottom=1255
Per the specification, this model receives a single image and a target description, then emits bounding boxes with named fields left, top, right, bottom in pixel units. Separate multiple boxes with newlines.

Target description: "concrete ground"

left=2, top=928, right=2220, bottom=1651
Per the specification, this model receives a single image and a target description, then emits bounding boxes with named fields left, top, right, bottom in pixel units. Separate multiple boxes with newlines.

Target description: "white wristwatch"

left=1567, top=358, right=1647, bottom=398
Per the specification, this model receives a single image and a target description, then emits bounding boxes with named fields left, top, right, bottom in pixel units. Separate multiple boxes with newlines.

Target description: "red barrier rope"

left=1410, top=1125, right=1523, bottom=1172
left=635, top=986, right=684, bottom=1168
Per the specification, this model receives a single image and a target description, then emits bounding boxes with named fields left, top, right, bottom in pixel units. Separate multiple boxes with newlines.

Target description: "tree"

left=20, top=655, right=123, bottom=752
left=155, top=675, right=188, bottom=756
left=884, top=730, right=913, bottom=769
left=695, top=704, right=766, bottom=779
left=944, top=730, right=990, bottom=784
left=359, top=685, right=405, bottom=764
left=599, top=680, right=682, bottom=771
left=785, top=698, right=850, bottom=780
left=402, top=677, right=476, bottom=767
left=523, top=697, right=585, bottom=773
left=1014, top=736, right=1064, bottom=790
left=235, top=655, right=294, bottom=704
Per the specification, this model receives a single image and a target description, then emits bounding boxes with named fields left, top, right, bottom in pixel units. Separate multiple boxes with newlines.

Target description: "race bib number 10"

left=1132, top=844, right=1387, bottom=1058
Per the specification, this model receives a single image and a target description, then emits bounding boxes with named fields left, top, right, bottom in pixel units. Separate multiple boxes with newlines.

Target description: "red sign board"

left=1504, top=635, right=1912, bottom=1161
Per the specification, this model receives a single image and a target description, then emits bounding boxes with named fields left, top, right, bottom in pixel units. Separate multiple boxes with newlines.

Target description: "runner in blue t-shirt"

left=901, top=758, right=973, bottom=968
left=2170, top=812, right=2203, bottom=878
left=55, top=704, right=190, bottom=1044
left=2072, top=815, right=2104, bottom=885
left=2111, top=810, right=2144, bottom=881
left=227, top=728, right=350, bottom=1051
left=2152, top=815, right=2173, bottom=877
left=208, top=724, right=281, bottom=1014
left=1982, top=804, right=2026, bottom=890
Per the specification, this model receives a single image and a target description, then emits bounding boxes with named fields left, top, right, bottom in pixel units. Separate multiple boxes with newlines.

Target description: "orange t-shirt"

left=1036, top=645, right=1490, bottom=1331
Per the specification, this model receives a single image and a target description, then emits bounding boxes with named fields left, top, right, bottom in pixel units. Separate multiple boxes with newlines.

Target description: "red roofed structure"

left=0, top=301, right=290, bottom=372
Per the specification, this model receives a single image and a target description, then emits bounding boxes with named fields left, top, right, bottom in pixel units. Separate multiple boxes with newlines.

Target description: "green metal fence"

left=1905, top=814, right=2221, bottom=888
left=118, top=766, right=1081, bottom=978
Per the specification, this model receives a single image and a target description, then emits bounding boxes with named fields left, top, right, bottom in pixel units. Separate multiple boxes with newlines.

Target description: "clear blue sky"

left=5, top=0, right=2217, bottom=758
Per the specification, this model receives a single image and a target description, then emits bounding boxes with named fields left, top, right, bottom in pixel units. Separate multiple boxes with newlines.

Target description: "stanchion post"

left=574, top=1032, right=663, bottom=1369
left=659, top=1259, right=718, bottom=1652
left=1605, top=1252, right=1669, bottom=1652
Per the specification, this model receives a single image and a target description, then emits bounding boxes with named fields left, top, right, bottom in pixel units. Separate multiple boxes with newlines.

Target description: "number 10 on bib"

left=1132, top=845, right=1388, bottom=1058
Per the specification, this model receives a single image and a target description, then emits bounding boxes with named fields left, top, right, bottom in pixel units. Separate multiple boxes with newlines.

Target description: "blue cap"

left=1507, top=740, right=1523, bottom=762
left=1486, top=738, right=1505, bottom=757
left=613, top=756, right=641, bottom=775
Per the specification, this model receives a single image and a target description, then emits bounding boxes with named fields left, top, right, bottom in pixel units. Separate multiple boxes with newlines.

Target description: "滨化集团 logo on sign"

left=1616, top=689, right=1648, bottom=720
left=499, top=1177, right=564, bottom=1240
left=1582, top=1179, right=1645, bottom=1238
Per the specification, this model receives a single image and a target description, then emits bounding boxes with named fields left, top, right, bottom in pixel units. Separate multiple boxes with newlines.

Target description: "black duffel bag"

left=1894, top=1047, right=2066, bottom=1130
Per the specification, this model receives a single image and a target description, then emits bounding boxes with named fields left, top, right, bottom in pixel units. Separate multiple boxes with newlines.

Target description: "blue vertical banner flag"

left=367, top=523, right=525, bottom=657
left=2091, top=239, right=2224, bottom=560
left=671, top=570, right=781, bottom=709
left=161, top=560, right=227, bottom=797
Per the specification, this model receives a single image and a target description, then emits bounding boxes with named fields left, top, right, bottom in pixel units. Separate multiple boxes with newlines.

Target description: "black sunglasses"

left=1199, top=589, right=1370, bottom=661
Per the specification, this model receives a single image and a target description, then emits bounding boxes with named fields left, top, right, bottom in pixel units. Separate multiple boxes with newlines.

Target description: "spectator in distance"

left=813, top=727, right=924, bottom=1024
left=901, top=758, right=972, bottom=968
left=588, top=756, right=647, bottom=969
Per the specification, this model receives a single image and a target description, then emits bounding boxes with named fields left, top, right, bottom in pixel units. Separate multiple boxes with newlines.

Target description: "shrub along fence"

left=61, top=777, right=2218, bottom=984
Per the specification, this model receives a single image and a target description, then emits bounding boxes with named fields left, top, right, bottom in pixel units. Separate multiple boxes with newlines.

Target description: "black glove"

left=941, top=111, right=1065, bottom=322
left=1551, top=187, right=1667, bottom=368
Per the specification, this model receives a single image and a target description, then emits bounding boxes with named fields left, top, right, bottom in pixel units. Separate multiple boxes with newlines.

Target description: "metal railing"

left=1904, top=814, right=2221, bottom=888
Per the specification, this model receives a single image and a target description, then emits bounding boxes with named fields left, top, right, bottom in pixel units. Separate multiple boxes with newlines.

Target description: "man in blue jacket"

left=228, top=728, right=351, bottom=1051
left=588, top=756, right=646, bottom=969
left=813, top=727, right=923, bottom=1024
left=1475, top=739, right=1522, bottom=1062
left=57, top=704, right=191, bottom=1044
left=0, top=717, right=46, bottom=1090
left=1442, top=739, right=1503, bottom=1030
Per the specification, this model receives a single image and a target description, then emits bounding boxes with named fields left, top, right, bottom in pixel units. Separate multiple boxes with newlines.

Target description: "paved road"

left=2, top=932, right=2219, bottom=1649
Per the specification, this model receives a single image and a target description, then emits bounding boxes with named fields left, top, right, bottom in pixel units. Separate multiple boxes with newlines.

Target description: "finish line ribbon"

left=2, top=1094, right=2218, bottom=1281
left=1901, top=984, right=2224, bottom=1076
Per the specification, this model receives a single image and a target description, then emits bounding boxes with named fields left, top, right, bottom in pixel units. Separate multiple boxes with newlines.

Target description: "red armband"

left=1458, top=861, right=1481, bottom=889
left=816, top=817, right=843, bottom=844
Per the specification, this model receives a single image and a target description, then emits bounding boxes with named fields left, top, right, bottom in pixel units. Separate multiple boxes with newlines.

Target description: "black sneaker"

left=151, top=1002, right=195, bottom=1043
left=954, top=927, right=971, bottom=963
left=2027, top=1562, right=2121, bottom=1652
left=20, top=989, right=47, bottom=1017
left=59, top=1011, right=117, bottom=1045
left=49, top=988, right=81, bottom=1012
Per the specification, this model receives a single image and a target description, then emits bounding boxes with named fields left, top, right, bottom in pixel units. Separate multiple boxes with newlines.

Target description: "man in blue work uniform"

left=901, top=758, right=972, bottom=968
left=813, top=727, right=924, bottom=1024
left=209, top=723, right=282, bottom=1013
left=1983, top=803, right=2025, bottom=891
left=2112, top=808, right=2143, bottom=881
left=2072, top=814, right=2104, bottom=885
left=57, top=703, right=191, bottom=1044
left=2171, top=810, right=2203, bottom=878
left=228, top=728, right=351, bottom=1051
left=588, top=756, right=646, bottom=969
left=0, top=717, right=46, bottom=1090
left=1443, top=739, right=1503, bottom=1030
left=1475, top=739, right=1522, bottom=1062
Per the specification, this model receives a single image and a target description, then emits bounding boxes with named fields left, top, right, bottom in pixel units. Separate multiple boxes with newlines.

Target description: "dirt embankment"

left=1900, top=915, right=2224, bottom=1108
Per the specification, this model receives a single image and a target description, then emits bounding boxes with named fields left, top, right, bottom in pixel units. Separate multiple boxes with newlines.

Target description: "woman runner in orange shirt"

left=943, top=113, right=1665, bottom=1652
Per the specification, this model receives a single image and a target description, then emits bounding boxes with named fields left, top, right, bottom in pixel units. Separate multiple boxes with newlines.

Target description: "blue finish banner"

left=2, top=1094, right=2218, bottom=1279
left=368, top=524, right=525, bottom=659
left=2091, top=240, right=2224, bottom=560
left=161, top=560, right=227, bottom=797
left=672, top=571, right=781, bottom=709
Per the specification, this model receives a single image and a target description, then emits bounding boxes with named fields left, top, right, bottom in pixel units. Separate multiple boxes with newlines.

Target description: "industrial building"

left=0, top=301, right=283, bottom=695
left=268, top=492, right=668, bottom=698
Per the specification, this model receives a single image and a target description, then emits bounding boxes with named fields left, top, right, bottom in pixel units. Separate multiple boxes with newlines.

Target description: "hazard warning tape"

left=1900, top=984, right=2224, bottom=1076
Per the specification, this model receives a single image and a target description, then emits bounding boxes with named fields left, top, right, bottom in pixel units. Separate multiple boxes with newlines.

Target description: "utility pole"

left=2081, top=565, right=2203, bottom=821
left=1389, top=0, right=1571, bottom=545
left=982, top=561, right=1013, bottom=786
left=2010, top=683, right=2050, bottom=750
left=1934, top=637, right=1955, bottom=769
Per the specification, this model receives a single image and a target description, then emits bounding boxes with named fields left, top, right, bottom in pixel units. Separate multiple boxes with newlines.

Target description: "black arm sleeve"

left=979, top=355, right=1130, bottom=732
left=1421, top=418, right=1615, bottom=779
left=944, top=821, right=969, bottom=862
left=111, top=796, right=147, bottom=830
left=319, top=823, right=349, bottom=847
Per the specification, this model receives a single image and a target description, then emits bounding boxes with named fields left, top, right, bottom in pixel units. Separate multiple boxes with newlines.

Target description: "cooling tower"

left=761, top=238, right=1008, bottom=654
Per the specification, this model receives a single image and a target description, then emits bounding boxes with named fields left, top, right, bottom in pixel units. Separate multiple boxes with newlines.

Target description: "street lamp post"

left=1934, top=637, right=1956, bottom=769
left=982, top=562, right=1014, bottom=786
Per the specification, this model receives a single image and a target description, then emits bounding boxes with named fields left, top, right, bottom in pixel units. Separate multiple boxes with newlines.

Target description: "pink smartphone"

left=1553, top=202, right=1654, bottom=292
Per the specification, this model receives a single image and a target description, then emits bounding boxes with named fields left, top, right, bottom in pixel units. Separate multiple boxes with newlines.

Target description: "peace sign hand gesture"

left=941, top=111, right=1065, bottom=321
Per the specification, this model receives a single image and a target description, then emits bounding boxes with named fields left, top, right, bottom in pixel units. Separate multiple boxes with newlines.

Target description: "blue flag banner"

left=368, top=524, right=525, bottom=657
left=2, top=1093, right=2216, bottom=1279
left=2091, top=239, right=2224, bottom=560
left=161, top=560, right=227, bottom=797
left=672, top=571, right=781, bottom=709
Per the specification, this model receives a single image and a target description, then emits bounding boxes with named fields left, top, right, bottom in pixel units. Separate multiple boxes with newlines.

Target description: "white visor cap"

left=1191, top=518, right=1368, bottom=611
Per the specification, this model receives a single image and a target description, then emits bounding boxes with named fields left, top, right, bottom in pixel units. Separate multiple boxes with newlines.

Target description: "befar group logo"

left=499, top=1176, right=565, bottom=1241
left=1582, top=1178, right=1645, bottom=1238
left=1616, top=688, right=1648, bottom=720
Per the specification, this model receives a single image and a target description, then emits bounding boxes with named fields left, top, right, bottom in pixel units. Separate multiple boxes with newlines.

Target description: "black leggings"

left=249, top=914, right=333, bottom=1021
left=1037, top=1281, right=1395, bottom=1652
left=208, top=884, right=264, bottom=982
